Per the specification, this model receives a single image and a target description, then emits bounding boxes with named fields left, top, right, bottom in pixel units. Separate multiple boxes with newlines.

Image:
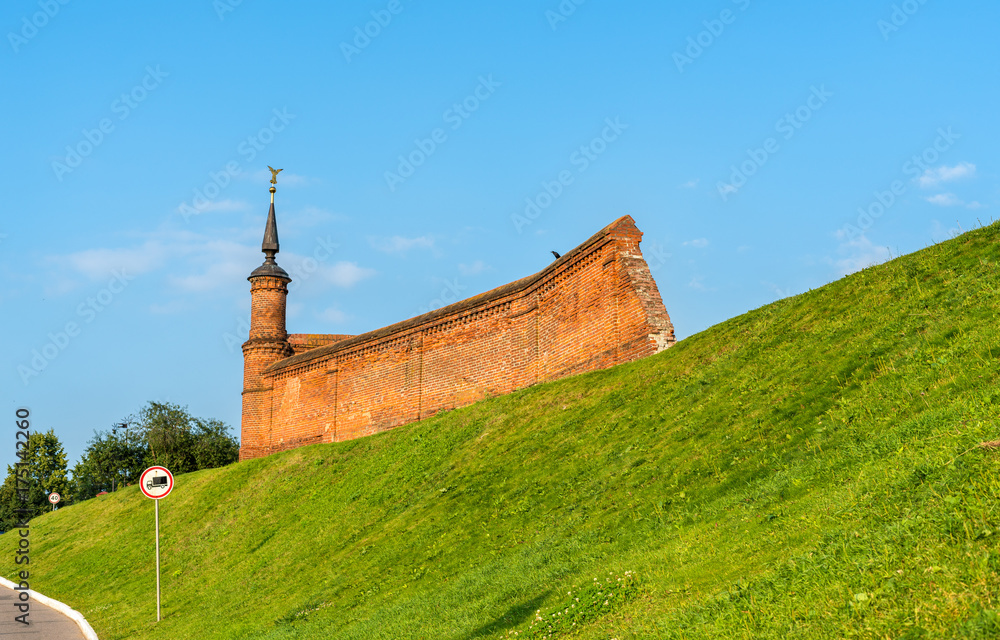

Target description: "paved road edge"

left=0, top=575, right=100, bottom=640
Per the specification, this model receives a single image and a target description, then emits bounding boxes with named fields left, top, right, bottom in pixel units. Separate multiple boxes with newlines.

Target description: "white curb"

left=0, top=576, right=99, bottom=640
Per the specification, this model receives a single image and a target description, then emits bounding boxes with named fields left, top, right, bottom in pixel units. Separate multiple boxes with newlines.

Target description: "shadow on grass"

left=458, top=591, right=552, bottom=640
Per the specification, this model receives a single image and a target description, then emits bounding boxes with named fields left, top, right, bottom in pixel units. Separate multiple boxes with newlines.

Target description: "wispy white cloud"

left=688, top=275, right=715, bottom=291
left=923, top=193, right=984, bottom=209
left=458, top=260, right=490, bottom=276
left=829, top=235, right=892, bottom=277
left=43, top=277, right=78, bottom=298
left=49, top=233, right=265, bottom=297
left=291, top=206, right=343, bottom=226
left=369, top=235, right=435, bottom=254
left=279, top=206, right=348, bottom=238
left=680, top=179, right=699, bottom=189
left=149, top=300, right=189, bottom=315
left=318, top=307, right=347, bottom=324
left=924, top=193, right=964, bottom=207
left=165, top=240, right=259, bottom=293
left=683, top=238, right=709, bottom=248
left=917, top=162, right=976, bottom=188
left=176, top=199, right=248, bottom=215
left=56, top=241, right=169, bottom=281
left=318, top=261, right=376, bottom=288
left=44, top=222, right=375, bottom=306
left=929, top=220, right=966, bottom=243
left=762, top=281, right=791, bottom=299
left=168, top=261, right=250, bottom=293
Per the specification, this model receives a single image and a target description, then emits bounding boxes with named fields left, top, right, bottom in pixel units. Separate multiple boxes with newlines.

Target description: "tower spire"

left=262, top=187, right=279, bottom=261
left=251, top=167, right=289, bottom=279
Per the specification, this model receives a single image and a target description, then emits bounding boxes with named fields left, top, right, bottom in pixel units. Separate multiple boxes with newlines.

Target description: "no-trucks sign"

left=139, top=465, right=174, bottom=622
left=140, top=466, right=174, bottom=500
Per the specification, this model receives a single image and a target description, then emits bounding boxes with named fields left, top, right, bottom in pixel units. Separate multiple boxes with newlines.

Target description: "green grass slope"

left=4, top=224, right=1000, bottom=639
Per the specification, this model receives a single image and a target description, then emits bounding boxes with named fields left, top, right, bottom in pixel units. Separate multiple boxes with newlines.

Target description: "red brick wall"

left=240, top=216, right=675, bottom=459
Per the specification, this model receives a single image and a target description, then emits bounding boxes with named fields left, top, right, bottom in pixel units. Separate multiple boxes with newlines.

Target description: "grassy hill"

left=4, top=223, right=1000, bottom=639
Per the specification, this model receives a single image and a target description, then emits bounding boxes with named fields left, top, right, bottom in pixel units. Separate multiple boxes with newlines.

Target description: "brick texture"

left=240, top=215, right=675, bottom=460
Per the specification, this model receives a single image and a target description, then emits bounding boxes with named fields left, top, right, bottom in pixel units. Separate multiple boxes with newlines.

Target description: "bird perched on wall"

left=551, top=251, right=561, bottom=259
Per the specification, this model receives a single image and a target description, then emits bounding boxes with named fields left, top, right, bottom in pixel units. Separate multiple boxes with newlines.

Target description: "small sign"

left=140, top=466, right=174, bottom=500
left=48, top=492, right=60, bottom=504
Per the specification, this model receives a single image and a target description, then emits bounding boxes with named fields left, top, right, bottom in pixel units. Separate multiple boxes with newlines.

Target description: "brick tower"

left=240, top=172, right=293, bottom=461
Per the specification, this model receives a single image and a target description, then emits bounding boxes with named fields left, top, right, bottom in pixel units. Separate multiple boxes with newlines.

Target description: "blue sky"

left=2, top=0, right=997, bottom=472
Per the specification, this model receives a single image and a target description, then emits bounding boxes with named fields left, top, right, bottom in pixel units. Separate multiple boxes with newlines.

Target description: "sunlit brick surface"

left=240, top=216, right=675, bottom=460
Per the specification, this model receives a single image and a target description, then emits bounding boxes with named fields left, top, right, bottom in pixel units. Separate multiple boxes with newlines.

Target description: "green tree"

left=69, top=402, right=240, bottom=504
left=0, top=430, right=70, bottom=532
left=139, top=402, right=199, bottom=473
left=69, top=456, right=105, bottom=501
left=190, top=418, right=241, bottom=470
left=137, top=401, right=239, bottom=473
left=70, top=427, right=149, bottom=500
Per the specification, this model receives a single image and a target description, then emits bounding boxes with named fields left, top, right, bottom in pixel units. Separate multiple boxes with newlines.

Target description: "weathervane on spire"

left=256, top=164, right=283, bottom=268
left=268, top=166, right=283, bottom=185
left=267, top=166, right=283, bottom=205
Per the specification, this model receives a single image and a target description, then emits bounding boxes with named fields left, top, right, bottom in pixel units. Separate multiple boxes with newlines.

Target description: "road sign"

left=139, top=466, right=174, bottom=623
left=140, top=466, right=174, bottom=500
left=48, top=492, right=60, bottom=504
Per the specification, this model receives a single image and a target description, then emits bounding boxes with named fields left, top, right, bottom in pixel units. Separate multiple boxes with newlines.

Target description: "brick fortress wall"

left=239, top=215, right=675, bottom=460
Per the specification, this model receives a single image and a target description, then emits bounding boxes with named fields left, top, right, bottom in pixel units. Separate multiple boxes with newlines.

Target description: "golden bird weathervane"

left=268, top=166, right=283, bottom=185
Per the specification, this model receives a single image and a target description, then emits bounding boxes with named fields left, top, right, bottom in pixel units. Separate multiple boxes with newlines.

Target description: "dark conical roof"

left=249, top=187, right=290, bottom=280
left=262, top=200, right=279, bottom=253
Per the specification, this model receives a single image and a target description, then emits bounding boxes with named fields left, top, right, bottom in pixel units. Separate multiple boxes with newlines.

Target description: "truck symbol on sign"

left=147, top=476, right=169, bottom=491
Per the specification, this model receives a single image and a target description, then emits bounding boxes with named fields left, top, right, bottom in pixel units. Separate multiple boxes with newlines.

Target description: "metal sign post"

left=155, top=499, right=160, bottom=620
left=48, top=492, right=60, bottom=511
left=139, top=466, right=174, bottom=623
